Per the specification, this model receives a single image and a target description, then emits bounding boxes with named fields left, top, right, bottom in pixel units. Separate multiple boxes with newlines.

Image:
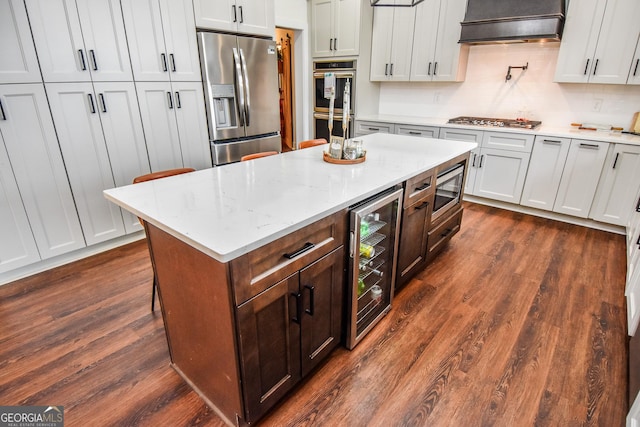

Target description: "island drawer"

left=404, top=168, right=435, bottom=207
left=426, top=207, right=462, bottom=261
left=230, top=209, right=347, bottom=304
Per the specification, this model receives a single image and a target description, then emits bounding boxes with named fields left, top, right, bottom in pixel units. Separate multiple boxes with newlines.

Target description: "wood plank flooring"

left=0, top=202, right=628, bottom=426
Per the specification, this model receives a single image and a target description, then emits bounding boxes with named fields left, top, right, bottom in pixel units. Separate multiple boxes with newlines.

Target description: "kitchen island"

left=104, top=133, right=477, bottom=425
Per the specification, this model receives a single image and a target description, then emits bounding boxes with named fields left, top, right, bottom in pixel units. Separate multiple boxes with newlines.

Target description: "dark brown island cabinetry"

left=396, top=153, right=469, bottom=289
left=145, top=210, right=347, bottom=426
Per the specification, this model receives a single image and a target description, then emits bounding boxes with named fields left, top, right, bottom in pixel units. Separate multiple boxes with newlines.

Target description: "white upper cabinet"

left=121, top=0, right=201, bottom=82
left=590, top=144, right=640, bottom=226
left=370, top=4, right=415, bottom=81
left=26, top=0, right=132, bottom=83
left=553, top=139, right=609, bottom=218
left=410, top=0, right=468, bottom=82
left=0, top=0, right=41, bottom=84
left=311, top=0, right=360, bottom=57
left=193, top=0, right=275, bottom=38
left=554, top=0, right=640, bottom=84
left=628, top=37, right=640, bottom=85
left=0, top=84, right=86, bottom=261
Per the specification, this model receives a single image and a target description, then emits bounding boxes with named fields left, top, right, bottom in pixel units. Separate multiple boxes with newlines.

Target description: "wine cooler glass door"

left=347, top=188, right=403, bottom=349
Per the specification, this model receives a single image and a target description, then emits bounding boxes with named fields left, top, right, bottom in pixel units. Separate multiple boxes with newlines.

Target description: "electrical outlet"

left=434, top=92, right=441, bottom=104
left=593, top=98, right=603, bottom=112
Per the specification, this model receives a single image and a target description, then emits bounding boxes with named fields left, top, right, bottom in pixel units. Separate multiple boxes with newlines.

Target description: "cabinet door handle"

left=304, top=285, right=315, bottom=316
left=433, top=62, right=438, bottom=76
left=414, top=201, right=430, bottom=210
left=232, top=5, right=237, bottom=22
left=384, top=63, right=388, bottom=76
left=161, top=53, right=168, bottom=72
left=612, top=152, right=619, bottom=169
left=239, top=5, right=243, bottom=23
left=290, top=292, right=302, bottom=324
left=478, top=154, right=484, bottom=168
left=390, top=63, right=394, bottom=76
left=0, top=100, right=6, bottom=120
left=583, top=58, right=590, bottom=75
left=283, top=242, right=315, bottom=259
left=636, top=196, right=640, bottom=212
left=634, top=59, right=639, bottom=77
left=333, top=38, right=337, bottom=50
left=543, top=139, right=562, bottom=145
left=427, top=62, right=432, bottom=76
left=174, top=91, right=181, bottom=108
left=579, top=143, right=599, bottom=149
left=87, top=93, right=96, bottom=114
left=637, top=233, right=640, bottom=247
left=329, top=38, right=333, bottom=51
left=592, top=59, right=599, bottom=75
left=89, top=49, right=98, bottom=71
left=471, top=153, right=476, bottom=167
left=167, top=92, right=173, bottom=109
left=98, top=93, right=107, bottom=112
left=170, top=54, right=176, bottom=72
left=78, top=49, right=87, bottom=71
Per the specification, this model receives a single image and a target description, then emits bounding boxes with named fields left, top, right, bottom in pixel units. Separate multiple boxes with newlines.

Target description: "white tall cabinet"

left=25, top=0, right=132, bottom=83
left=554, top=0, right=640, bottom=84
left=136, top=82, right=211, bottom=172
left=0, top=0, right=41, bottom=84
left=410, top=0, right=468, bottom=82
left=121, top=0, right=201, bottom=83
left=370, top=4, right=415, bottom=81
left=310, top=0, right=360, bottom=58
left=0, top=84, right=86, bottom=272
left=193, top=0, right=274, bottom=38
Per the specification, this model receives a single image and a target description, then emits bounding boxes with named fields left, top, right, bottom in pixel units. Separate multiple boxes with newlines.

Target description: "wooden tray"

left=323, top=151, right=366, bottom=164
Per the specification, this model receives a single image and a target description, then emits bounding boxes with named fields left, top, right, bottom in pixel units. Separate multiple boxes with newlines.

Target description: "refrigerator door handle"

left=232, top=47, right=246, bottom=126
left=239, top=48, right=251, bottom=126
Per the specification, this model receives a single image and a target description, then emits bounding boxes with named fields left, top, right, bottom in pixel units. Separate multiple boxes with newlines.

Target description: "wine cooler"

left=346, top=187, right=403, bottom=349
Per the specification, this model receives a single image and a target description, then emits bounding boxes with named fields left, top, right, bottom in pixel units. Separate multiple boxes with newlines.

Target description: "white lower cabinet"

left=0, top=84, right=85, bottom=270
left=521, top=136, right=571, bottom=211
left=553, top=139, right=609, bottom=218
left=136, top=82, right=211, bottom=172
left=590, top=144, right=640, bottom=226
left=468, top=148, right=531, bottom=203
left=46, top=82, right=150, bottom=244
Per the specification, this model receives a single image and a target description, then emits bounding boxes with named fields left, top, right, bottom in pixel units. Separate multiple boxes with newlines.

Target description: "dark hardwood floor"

left=0, top=202, right=628, bottom=426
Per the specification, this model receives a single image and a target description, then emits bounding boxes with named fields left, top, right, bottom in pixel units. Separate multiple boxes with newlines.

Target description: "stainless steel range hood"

left=459, top=0, right=565, bottom=44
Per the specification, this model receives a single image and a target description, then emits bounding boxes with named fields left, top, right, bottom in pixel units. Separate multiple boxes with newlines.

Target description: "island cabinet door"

left=396, top=193, right=432, bottom=289
left=299, top=246, right=344, bottom=377
left=236, top=273, right=302, bottom=423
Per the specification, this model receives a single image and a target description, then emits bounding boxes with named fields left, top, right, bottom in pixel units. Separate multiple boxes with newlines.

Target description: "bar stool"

left=133, top=167, right=195, bottom=311
left=298, top=138, right=328, bottom=149
left=240, top=151, right=279, bottom=161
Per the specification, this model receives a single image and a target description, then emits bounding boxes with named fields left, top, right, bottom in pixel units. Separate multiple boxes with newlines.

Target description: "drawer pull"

left=543, top=139, right=562, bottom=145
left=440, top=228, right=454, bottom=238
left=283, top=242, right=315, bottom=259
left=304, top=285, right=315, bottom=315
left=415, top=182, right=430, bottom=191
left=368, top=127, right=380, bottom=131
left=579, top=143, right=599, bottom=149
left=409, top=131, right=421, bottom=135
left=414, top=201, right=429, bottom=210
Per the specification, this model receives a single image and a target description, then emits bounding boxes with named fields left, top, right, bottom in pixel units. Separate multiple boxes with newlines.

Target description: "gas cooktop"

left=448, top=116, right=542, bottom=130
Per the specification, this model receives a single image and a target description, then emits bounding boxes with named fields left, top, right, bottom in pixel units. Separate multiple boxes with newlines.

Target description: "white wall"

left=378, top=43, right=640, bottom=128
left=274, top=0, right=311, bottom=141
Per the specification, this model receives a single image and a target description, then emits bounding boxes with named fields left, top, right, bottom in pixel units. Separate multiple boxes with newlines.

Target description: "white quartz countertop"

left=104, top=133, right=476, bottom=262
left=357, top=114, right=640, bottom=146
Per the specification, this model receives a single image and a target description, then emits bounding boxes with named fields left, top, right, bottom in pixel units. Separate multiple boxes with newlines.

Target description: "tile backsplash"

left=378, top=43, right=640, bottom=129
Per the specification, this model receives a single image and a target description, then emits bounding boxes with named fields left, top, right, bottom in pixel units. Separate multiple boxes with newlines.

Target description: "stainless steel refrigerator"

left=197, top=32, right=281, bottom=165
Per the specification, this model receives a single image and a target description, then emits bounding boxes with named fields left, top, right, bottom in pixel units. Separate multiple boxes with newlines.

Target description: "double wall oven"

left=313, top=60, right=355, bottom=141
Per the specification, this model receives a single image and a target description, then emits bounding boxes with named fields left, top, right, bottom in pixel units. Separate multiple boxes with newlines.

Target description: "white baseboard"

left=463, top=195, right=626, bottom=235
left=0, top=232, right=145, bottom=287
